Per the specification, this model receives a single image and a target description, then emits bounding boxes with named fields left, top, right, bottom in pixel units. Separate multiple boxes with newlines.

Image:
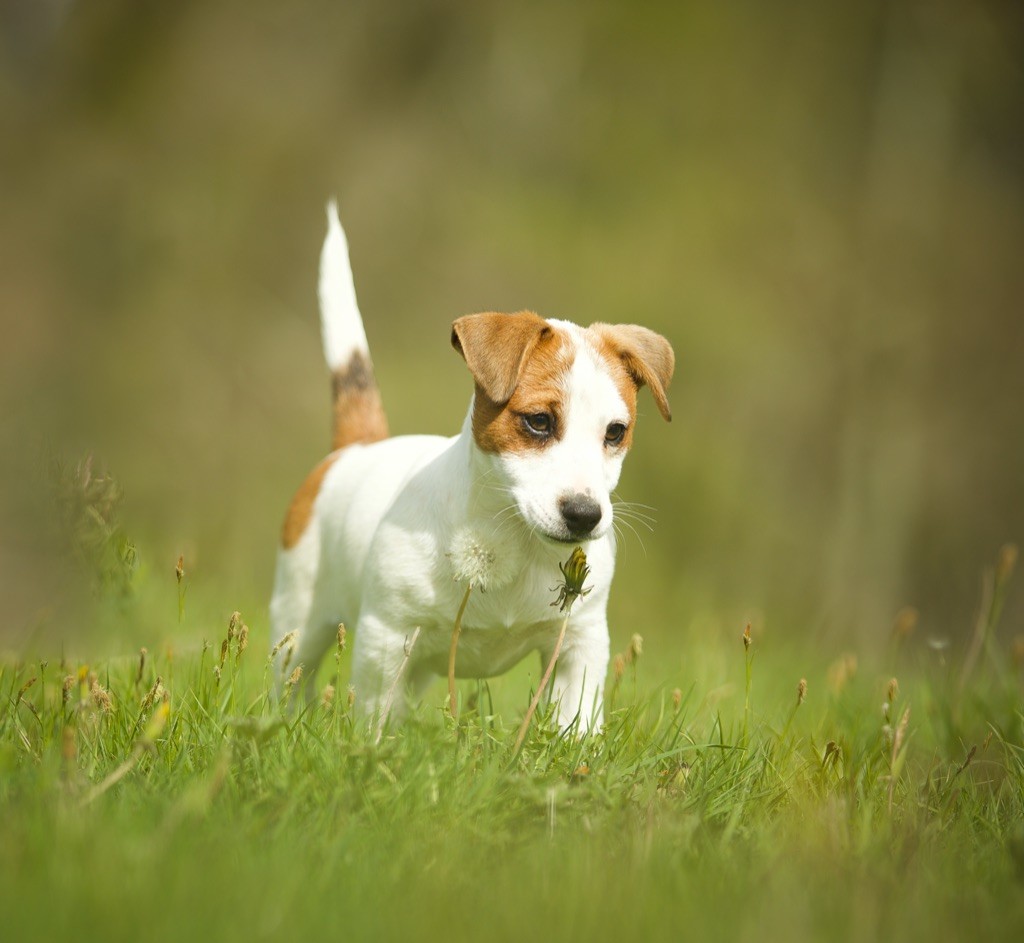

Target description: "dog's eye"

left=605, top=422, right=627, bottom=447
left=522, top=413, right=553, bottom=437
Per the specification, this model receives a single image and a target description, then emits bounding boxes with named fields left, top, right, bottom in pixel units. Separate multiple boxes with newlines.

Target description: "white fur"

left=491, top=320, right=630, bottom=544
left=318, top=200, right=368, bottom=369
left=270, top=216, right=638, bottom=732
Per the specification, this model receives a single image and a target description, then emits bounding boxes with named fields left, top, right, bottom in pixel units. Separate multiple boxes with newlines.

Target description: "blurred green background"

left=1, top=0, right=1022, bottom=657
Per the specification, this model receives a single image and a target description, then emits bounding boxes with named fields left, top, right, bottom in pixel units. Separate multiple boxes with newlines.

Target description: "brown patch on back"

left=453, top=314, right=574, bottom=455
left=281, top=452, right=340, bottom=548
left=331, top=350, right=389, bottom=451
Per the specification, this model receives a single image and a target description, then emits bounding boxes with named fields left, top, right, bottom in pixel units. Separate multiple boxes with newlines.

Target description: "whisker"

left=613, top=516, right=648, bottom=556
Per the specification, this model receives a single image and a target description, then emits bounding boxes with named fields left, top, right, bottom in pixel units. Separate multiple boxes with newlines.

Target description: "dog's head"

left=452, top=311, right=674, bottom=544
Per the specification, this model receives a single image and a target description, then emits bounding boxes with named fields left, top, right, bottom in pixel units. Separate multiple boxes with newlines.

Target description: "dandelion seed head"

left=448, top=525, right=520, bottom=591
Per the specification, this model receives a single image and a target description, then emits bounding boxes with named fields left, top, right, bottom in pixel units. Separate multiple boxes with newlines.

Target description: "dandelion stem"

left=511, top=546, right=590, bottom=756
left=448, top=584, right=473, bottom=719
left=512, top=612, right=570, bottom=756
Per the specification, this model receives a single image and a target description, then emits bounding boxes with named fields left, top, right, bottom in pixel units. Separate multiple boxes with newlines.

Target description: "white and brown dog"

left=270, top=204, right=673, bottom=732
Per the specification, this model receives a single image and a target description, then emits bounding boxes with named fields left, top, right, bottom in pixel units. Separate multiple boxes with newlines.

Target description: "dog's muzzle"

left=558, top=492, right=602, bottom=539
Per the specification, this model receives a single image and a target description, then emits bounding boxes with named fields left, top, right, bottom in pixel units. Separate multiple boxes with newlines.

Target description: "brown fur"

left=281, top=350, right=389, bottom=549
left=589, top=323, right=674, bottom=422
left=281, top=452, right=340, bottom=548
left=584, top=328, right=640, bottom=450
left=331, top=350, right=389, bottom=451
left=452, top=312, right=573, bottom=455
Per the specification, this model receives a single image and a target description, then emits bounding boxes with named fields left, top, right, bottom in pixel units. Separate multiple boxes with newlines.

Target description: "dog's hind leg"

left=268, top=535, right=333, bottom=702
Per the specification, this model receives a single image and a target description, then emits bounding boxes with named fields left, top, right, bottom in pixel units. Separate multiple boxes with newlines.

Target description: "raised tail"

left=319, top=201, right=388, bottom=450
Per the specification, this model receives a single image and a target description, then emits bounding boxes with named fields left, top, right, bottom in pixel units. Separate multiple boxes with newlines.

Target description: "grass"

left=1, top=541, right=1023, bottom=941
left=2, top=633, right=1023, bottom=940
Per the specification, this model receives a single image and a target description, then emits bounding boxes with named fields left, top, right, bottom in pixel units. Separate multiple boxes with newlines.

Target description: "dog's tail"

left=319, top=201, right=388, bottom=450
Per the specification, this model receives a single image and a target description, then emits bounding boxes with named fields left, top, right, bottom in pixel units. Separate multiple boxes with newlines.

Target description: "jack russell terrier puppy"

left=270, top=204, right=674, bottom=732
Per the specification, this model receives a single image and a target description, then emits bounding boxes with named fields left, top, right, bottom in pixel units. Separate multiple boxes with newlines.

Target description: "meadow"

left=2, top=517, right=1022, bottom=942
left=3, top=3, right=1024, bottom=941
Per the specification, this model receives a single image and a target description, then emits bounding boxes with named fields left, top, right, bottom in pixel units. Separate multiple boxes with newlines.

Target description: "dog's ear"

left=592, top=324, right=675, bottom=421
left=451, top=312, right=552, bottom=404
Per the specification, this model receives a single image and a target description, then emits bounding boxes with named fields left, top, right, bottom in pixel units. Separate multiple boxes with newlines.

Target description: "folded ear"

left=451, top=311, right=552, bottom=404
left=591, top=323, right=675, bottom=421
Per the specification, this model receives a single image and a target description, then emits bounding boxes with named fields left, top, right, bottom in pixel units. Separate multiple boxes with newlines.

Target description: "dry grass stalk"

left=82, top=701, right=170, bottom=807
left=375, top=627, right=422, bottom=745
left=887, top=705, right=911, bottom=814
left=134, top=648, right=147, bottom=687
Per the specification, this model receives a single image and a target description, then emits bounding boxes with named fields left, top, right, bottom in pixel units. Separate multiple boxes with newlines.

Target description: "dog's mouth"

left=538, top=526, right=601, bottom=546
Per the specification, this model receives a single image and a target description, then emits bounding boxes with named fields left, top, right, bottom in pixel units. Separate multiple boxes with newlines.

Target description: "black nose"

left=558, top=493, right=602, bottom=536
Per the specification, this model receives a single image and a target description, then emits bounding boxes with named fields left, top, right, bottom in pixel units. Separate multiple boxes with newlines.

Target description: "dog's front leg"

left=543, top=617, right=610, bottom=735
left=350, top=613, right=422, bottom=730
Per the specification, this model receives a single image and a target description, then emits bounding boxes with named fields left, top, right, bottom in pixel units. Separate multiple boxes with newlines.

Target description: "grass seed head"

left=887, top=677, right=899, bottom=704
left=827, top=653, right=857, bottom=695
left=742, top=622, right=752, bottom=652
left=321, top=684, right=335, bottom=707
left=997, top=543, right=1018, bottom=586
left=892, top=705, right=910, bottom=756
left=628, top=633, right=644, bottom=663
left=891, top=606, right=918, bottom=640
left=89, top=677, right=113, bottom=713
left=140, top=676, right=164, bottom=713
left=612, top=653, right=626, bottom=680
left=135, top=647, right=147, bottom=686
left=337, top=623, right=347, bottom=653
left=797, top=678, right=807, bottom=706
left=671, top=687, right=682, bottom=710
left=270, top=630, right=298, bottom=661
left=16, top=676, right=37, bottom=704
left=236, top=623, right=249, bottom=661
left=175, top=555, right=184, bottom=585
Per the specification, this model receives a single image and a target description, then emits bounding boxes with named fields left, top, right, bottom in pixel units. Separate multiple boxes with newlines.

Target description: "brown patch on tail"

left=331, top=350, right=388, bottom=451
left=281, top=350, right=388, bottom=549
left=281, top=453, right=339, bottom=548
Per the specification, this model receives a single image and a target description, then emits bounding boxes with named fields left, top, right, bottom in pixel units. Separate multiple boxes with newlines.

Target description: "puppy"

left=270, top=204, right=674, bottom=731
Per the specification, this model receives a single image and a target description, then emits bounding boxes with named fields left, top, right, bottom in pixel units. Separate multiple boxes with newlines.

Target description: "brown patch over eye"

left=472, top=328, right=571, bottom=454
